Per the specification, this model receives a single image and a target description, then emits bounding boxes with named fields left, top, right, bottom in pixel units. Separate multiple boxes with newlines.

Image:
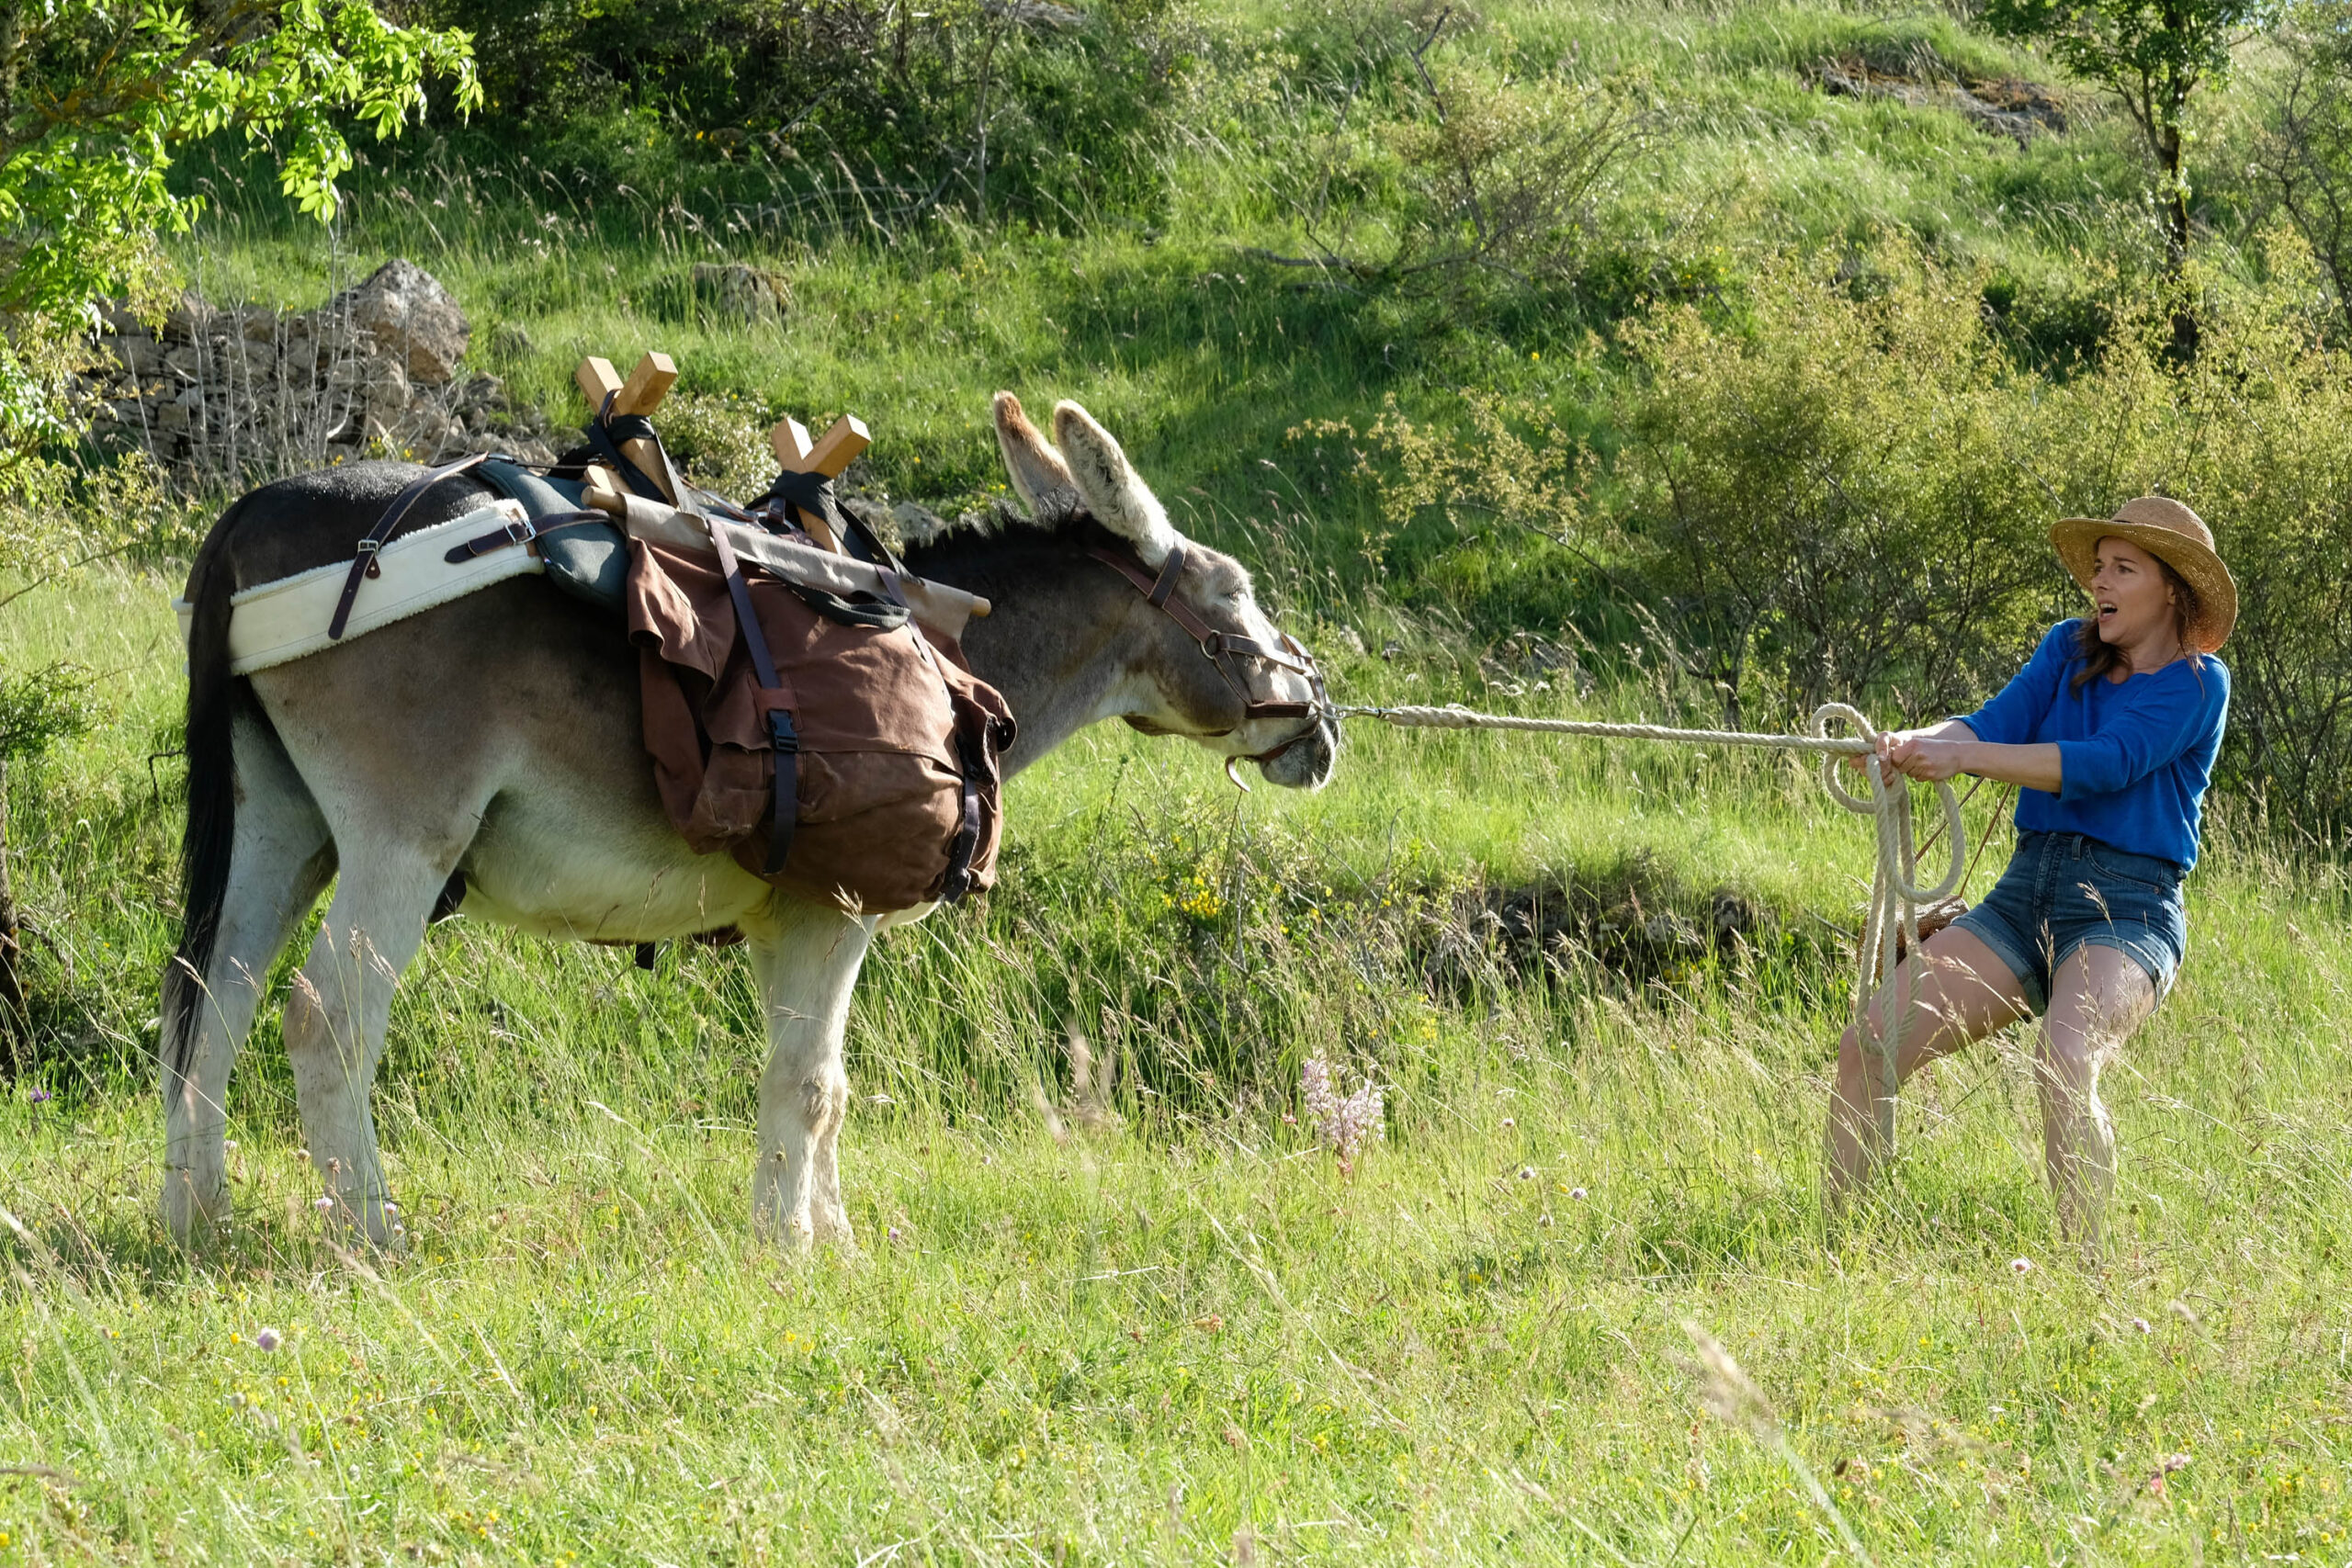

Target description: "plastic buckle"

left=767, top=710, right=799, bottom=754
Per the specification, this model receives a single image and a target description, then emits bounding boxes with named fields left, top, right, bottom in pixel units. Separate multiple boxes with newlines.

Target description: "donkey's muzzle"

left=1258, top=715, right=1340, bottom=791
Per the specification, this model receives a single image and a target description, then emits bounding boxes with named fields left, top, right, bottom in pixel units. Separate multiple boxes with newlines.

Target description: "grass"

left=4, top=0, right=2350, bottom=1559
left=3, top=561, right=2349, bottom=1562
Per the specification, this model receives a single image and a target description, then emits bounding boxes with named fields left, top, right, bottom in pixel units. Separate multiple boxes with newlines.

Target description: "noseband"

left=1089, top=543, right=1331, bottom=776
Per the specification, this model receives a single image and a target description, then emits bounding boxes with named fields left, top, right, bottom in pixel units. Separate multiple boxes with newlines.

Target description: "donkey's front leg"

left=744, top=896, right=876, bottom=1250
left=283, top=851, right=443, bottom=1248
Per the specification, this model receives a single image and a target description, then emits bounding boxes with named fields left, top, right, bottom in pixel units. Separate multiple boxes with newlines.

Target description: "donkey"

left=162, top=393, right=1338, bottom=1249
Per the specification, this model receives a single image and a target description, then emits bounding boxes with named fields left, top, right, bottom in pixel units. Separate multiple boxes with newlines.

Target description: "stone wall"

left=81, top=259, right=557, bottom=484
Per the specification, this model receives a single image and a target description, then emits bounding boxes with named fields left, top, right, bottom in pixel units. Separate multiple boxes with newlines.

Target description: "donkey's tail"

left=163, top=496, right=253, bottom=1080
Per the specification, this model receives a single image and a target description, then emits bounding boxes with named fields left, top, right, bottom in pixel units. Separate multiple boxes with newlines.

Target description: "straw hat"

left=2048, top=496, right=2236, bottom=653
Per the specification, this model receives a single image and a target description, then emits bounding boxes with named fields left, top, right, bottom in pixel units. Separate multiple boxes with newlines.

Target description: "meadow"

left=6, top=0, right=2352, bottom=1561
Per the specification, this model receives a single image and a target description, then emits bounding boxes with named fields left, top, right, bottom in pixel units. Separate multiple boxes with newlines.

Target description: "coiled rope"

left=1333, top=701, right=1965, bottom=1152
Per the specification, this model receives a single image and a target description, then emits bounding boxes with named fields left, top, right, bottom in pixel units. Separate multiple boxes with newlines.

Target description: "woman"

left=1822, top=496, right=2233, bottom=1254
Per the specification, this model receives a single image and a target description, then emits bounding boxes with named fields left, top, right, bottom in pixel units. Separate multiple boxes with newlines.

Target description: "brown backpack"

left=627, top=533, right=1014, bottom=913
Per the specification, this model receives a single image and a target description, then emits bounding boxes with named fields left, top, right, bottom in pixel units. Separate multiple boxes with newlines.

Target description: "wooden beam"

left=575, top=352, right=678, bottom=502
left=766, top=413, right=872, bottom=553
left=769, top=416, right=814, bottom=470
left=574, top=356, right=622, bottom=412
left=615, top=351, right=678, bottom=417
left=806, top=414, right=871, bottom=477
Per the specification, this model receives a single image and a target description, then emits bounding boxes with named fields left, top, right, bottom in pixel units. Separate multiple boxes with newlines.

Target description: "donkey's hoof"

left=810, top=1204, right=859, bottom=1254
left=159, top=1169, right=229, bottom=1245
left=753, top=1208, right=817, bottom=1254
left=313, top=1195, right=410, bottom=1256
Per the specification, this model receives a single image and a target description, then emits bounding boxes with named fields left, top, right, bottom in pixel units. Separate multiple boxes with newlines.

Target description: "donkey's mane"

left=898, top=498, right=1125, bottom=593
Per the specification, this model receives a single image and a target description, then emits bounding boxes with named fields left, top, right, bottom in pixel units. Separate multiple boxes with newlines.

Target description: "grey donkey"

left=162, top=393, right=1339, bottom=1249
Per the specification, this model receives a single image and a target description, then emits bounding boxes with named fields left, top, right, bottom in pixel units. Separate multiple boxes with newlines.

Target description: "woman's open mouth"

left=2097, top=601, right=2118, bottom=625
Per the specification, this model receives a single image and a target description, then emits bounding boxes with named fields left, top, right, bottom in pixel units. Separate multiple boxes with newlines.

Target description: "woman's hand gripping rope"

left=1334, top=700, right=1966, bottom=1160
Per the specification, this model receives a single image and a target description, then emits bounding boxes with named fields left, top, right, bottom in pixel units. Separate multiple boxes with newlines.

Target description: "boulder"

left=328, top=259, right=470, bottom=383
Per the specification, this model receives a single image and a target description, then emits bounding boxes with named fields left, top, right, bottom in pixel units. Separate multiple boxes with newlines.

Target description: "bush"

left=426, top=0, right=1188, bottom=229
left=1617, top=248, right=2058, bottom=726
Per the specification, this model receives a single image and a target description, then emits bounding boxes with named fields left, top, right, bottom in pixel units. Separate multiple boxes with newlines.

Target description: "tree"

left=1981, top=0, right=2273, bottom=270
left=2253, top=1, right=2352, bottom=336
left=0, top=0, right=478, bottom=1027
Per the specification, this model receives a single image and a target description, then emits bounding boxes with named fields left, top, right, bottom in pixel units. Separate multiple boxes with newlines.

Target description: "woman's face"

left=2089, top=536, right=2177, bottom=648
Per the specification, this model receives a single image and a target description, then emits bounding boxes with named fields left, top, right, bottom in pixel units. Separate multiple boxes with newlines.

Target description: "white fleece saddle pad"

left=174, top=501, right=536, bottom=676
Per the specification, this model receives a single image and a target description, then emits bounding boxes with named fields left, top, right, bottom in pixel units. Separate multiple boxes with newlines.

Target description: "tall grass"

left=2, top=562, right=2347, bottom=1561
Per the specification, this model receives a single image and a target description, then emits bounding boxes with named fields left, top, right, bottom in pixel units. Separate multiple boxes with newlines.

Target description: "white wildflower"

left=1299, top=1055, right=1384, bottom=1164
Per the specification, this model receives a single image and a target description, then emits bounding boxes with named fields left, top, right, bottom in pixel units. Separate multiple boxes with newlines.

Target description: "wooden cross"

left=576, top=351, right=679, bottom=502
left=769, top=413, right=869, bottom=553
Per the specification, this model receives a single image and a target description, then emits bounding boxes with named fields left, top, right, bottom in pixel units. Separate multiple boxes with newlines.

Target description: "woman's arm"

left=1863, top=720, right=2064, bottom=793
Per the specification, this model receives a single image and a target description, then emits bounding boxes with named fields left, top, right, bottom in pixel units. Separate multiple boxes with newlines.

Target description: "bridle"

left=1089, top=542, right=1331, bottom=785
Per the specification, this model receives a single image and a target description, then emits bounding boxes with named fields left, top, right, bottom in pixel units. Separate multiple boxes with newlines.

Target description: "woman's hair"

left=2072, top=556, right=2205, bottom=690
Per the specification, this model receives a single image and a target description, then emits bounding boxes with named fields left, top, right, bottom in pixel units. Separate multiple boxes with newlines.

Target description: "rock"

left=326, top=259, right=469, bottom=383
left=690, top=263, right=790, bottom=325
left=74, top=259, right=548, bottom=483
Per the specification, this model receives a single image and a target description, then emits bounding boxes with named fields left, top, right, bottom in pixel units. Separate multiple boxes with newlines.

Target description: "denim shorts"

left=1949, top=829, right=2188, bottom=1013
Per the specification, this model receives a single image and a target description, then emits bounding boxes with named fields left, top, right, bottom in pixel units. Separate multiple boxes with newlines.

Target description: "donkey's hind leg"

left=744, top=894, right=876, bottom=1250
left=162, top=710, right=334, bottom=1242
left=283, top=843, right=451, bottom=1247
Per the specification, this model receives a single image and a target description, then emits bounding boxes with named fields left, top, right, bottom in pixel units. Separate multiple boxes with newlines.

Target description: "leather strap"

left=707, top=514, right=799, bottom=876
left=1146, top=545, right=1184, bottom=608
left=1087, top=544, right=1323, bottom=722
left=941, top=727, right=985, bottom=903
left=329, top=452, right=491, bottom=639
left=441, top=511, right=608, bottom=563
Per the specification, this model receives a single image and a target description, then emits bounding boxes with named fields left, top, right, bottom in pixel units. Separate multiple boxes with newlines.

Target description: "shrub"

left=1616, top=247, right=2057, bottom=726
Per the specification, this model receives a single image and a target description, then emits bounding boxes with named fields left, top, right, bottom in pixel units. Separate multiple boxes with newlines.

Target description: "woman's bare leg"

left=1824, top=926, right=2032, bottom=1215
left=2038, top=944, right=2154, bottom=1260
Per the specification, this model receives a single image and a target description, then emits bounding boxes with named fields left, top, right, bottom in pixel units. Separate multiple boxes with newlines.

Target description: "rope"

left=1335, top=700, right=1965, bottom=1155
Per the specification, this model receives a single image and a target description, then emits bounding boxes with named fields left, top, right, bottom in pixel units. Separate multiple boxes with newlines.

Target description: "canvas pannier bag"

left=627, top=536, right=1014, bottom=913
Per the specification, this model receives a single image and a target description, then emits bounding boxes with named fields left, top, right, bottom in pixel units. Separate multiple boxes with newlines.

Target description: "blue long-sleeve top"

left=1951, top=619, right=2229, bottom=871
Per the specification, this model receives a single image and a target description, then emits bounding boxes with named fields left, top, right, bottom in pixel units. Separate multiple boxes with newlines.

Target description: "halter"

left=1089, top=542, right=1331, bottom=783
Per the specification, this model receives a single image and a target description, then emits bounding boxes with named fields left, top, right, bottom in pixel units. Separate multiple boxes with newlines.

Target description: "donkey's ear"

left=992, top=391, right=1080, bottom=519
left=1052, top=400, right=1180, bottom=567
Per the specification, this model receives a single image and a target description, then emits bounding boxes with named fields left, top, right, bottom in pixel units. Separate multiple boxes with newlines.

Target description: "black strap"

left=757, top=469, right=913, bottom=606
left=585, top=398, right=674, bottom=504
left=329, top=452, right=491, bottom=639
left=441, top=511, right=608, bottom=563
left=784, top=582, right=910, bottom=631
left=941, top=728, right=986, bottom=903
left=707, top=516, right=799, bottom=876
